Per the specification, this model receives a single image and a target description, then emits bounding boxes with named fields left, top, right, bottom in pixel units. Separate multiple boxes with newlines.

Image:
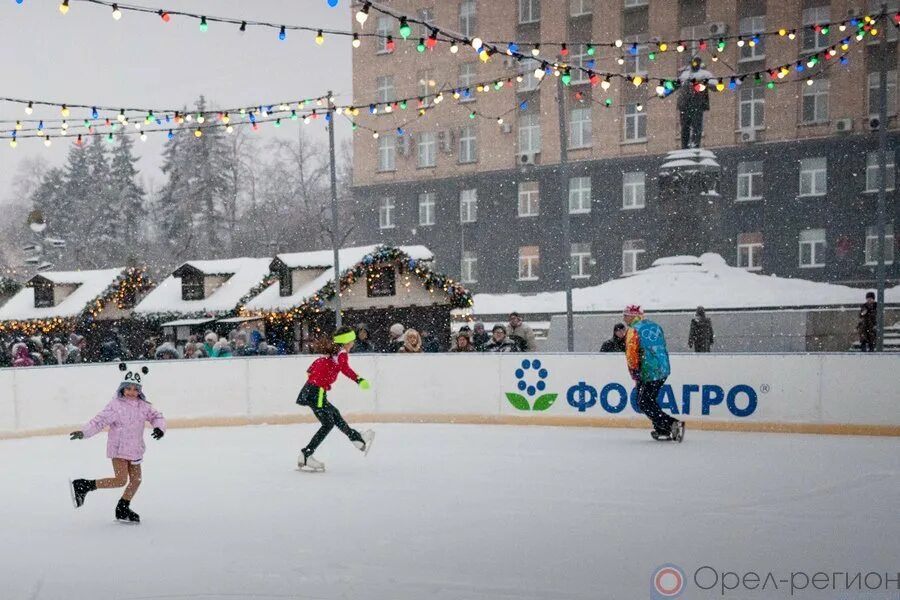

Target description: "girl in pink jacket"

left=69, top=364, right=166, bottom=523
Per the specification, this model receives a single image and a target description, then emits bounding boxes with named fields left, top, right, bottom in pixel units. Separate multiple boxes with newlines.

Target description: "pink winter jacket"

left=81, top=395, right=167, bottom=461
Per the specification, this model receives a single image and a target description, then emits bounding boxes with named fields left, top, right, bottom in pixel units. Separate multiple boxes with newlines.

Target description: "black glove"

left=151, top=428, right=164, bottom=440
left=69, top=431, right=83, bottom=440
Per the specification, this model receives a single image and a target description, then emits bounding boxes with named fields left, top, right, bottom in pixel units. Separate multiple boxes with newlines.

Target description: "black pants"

left=637, top=379, right=677, bottom=435
left=296, top=383, right=362, bottom=456
left=680, top=109, right=704, bottom=149
left=860, top=332, right=877, bottom=352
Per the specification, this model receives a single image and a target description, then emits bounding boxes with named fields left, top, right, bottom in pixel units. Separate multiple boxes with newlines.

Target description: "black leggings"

left=297, top=383, right=362, bottom=456
left=637, top=379, right=678, bottom=435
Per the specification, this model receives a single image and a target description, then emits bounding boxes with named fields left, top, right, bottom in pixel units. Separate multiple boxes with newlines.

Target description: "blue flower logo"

left=506, top=359, right=557, bottom=411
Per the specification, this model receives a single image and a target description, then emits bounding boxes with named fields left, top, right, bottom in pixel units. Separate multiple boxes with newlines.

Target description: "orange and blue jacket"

left=625, top=317, right=671, bottom=382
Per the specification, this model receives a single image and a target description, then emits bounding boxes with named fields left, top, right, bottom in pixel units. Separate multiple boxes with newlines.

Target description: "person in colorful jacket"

left=69, top=363, right=167, bottom=523
left=623, top=305, right=685, bottom=442
left=296, top=326, right=375, bottom=472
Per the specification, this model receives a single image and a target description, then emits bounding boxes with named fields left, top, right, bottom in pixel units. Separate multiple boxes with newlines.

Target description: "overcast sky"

left=0, top=0, right=352, bottom=205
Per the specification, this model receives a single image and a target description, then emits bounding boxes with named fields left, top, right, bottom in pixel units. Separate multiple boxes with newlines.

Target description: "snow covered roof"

left=0, top=268, right=126, bottom=321
left=134, top=257, right=272, bottom=318
left=247, top=245, right=434, bottom=312
left=472, top=254, right=900, bottom=315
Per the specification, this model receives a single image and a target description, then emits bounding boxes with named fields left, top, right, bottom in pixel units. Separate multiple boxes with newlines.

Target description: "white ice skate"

left=297, top=453, right=325, bottom=472
left=353, top=429, right=376, bottom=456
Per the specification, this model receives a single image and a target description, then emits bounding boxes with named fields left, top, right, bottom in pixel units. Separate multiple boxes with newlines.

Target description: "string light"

left=399, top=17, right=411, bottom=39
left=352, top=33, right=360, bottom=47
left=58, top=0, right=69, bottom=14
left=239, top=21, right=247, bottom=32
left=44, top=136, right=51, bottom=147
left=355, top=2, right=370, bottom=26
left=158, top=9, right=170, bottom=22
left=279, top=25, right=286, bottom=41
left=111, top=3, right=121, bottom=20
left=199, top=16, right=208, bottom=32
left=25, top=102, right=33, bottom=115
left=315, top=29, right=324, bottom=45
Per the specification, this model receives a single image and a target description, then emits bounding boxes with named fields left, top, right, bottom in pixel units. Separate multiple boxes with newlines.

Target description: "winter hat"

left=389, top=323, right=404, bottom=338
left=204, top=332, right=218, bottom=344
left=492, top=324, right=507, bottom=334
left=117, top=362, right=149, bottom=400
left=623, top=305, right=643, bottom=317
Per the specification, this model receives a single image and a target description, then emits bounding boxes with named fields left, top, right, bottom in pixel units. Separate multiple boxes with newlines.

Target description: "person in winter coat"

left=351, top=324, right=376, bottom=353
left=600, top=323, right=627, bottom=352
left=154, top=340, right=179, bottom=360
left=688, top=306, right=714, bottom=353
left=472, top=322, right=489, bottom=351
left=386, top=323, right=405, bottom=353
left=213, top=340, right=233, bottom=358
left=857, top=292, right=878, bottom=351
left=624, top=305, right=684, bottom=442
left=420, top=328, right=441, bottom=353
left=66, top=334, right=85, bottom=364
left=69, top=364, right=166, bottom=523
left=450, top=331, right=475, bottom=352
left=399, top=329, right=424, bottom=353
left=507, top=312, right=538, bottom=352
left=202, top=332, right=219, bottom=357
left=296, top=326, right=374, bottom=472
left=50, top=339, right=69, bottom=364
left=484, top=325, right=519, bottom=352
left=12, top=342, right=34, bottom=367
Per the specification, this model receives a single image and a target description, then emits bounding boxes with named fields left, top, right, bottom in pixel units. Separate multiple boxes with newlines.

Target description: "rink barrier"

left=0, top=353, right=898, bottom=438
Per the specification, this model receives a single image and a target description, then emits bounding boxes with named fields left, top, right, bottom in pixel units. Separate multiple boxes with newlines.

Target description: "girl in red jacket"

left=297, top=326, right=374, bottom=472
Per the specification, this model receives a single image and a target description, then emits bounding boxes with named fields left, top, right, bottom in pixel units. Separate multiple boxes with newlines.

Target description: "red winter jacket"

left=306, top=350, right=359, bottom=390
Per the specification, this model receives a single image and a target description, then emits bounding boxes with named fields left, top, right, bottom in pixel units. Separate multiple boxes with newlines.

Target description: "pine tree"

left=109, top=134, right=146, bottom=260
left=58, top=142, right=92, bottom=266
left=190, top=96, right=232, bottom=256
left=29, top=168, right=69, bottom=267
left=81, top=135, right=118, bottom=267
left=156, top=123, right=197, bottom=262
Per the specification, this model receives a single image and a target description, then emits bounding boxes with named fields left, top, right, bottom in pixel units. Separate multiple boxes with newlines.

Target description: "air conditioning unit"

left=739, top=129, right=758, bottom=143
left=23, top=256, right=41, bottom=265
left=708, top=22, right=727, bottom=36
left=868, top=116, right=882, bottom=131
left=439, top=130, right=454, bottom=153
left=519, top=152, right=538, bottom=166
left=501, top=123, right=513, bottom=134
left=834, top=118, right=854, bottom=133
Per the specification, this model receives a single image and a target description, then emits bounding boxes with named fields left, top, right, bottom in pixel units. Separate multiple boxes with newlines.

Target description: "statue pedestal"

left=658, top=148, right=721, bottom=200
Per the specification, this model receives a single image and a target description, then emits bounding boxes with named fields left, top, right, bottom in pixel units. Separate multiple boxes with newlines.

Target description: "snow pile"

left=247, top=245, right=433, bottom=312
left=473, top=253, right=898, bottom=315
left=134, top=258, right=272, bottom=317
left=660, top=148, right=720, bottom=170
left=0, top=268, right=125, bottom=320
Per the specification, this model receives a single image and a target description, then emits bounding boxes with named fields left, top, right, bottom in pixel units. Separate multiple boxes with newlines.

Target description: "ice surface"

left=1, top=424, right=897, bottom=599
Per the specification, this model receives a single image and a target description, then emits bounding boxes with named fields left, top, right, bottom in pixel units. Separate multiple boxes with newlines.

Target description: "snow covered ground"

left=1, top=424, right=898, bottom=600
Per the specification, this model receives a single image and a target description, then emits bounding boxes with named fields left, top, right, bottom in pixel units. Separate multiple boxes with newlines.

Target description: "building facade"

left=350, top=0, right=900, bottom=294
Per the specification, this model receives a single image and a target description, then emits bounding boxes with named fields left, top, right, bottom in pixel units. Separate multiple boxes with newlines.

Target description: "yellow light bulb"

left=632, top=75, right=643, bottom=86
left=194, top=129, right=203, bottom=138
left=59, top=1, right=69, bottom=14
left=315, top=30, right=324, bottom=45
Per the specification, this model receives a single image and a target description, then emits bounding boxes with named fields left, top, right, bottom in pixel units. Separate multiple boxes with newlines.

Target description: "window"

left=459, top=62, right=478, bottom=101
left=517, top=113, right=541, bottom=155
left=799, top=157, right=827, bottom=197
left=459, top=126, right=477, bottom=163
left=518, top=246, right=540, bottom=280
left=570, top=0, right=592, bottom=16
left=375, top=75, right=394, bottom=103
left=801, top=79, right=829, bottom=124
left=367, top=266, right=396, bottom=298
left=738, top=16, right=766, bottom=62
left=865, top=152, right=897, bottom=192
left=181, top=274, right=204, bottom=301
left=416, top=7, right=435, bottom=38
left=739, top=87, right=765, bottom=130
left=417, top=69, right=435, bottom=106
left=622, top=171, right=646, bottom=208
left=569, top=107, right=592, bottom=149
left=459, top=0, right=477, bottom=37
left=279, top=269, right=293, bottom=297
left=33, top=281, right=53, bottom=307
left=518, top=181, right=540, bottom=217
left=518, top=58, right=542, bottom=92
left=624, top=103, right=647, bottom=142
left=569, top=176, right=592, bottom=213
left=460, top=189, right=477, bottom=223
left=624, top=0, right=648, bottom=7
left=418, top=192, right=435, bottom=226
left=865, top=224, right=896, bottom=265
left=799, top=229, right=826, bottom=267
left=868, top=70, right=898, bottom=117
left=624, top=43, right=648, bottom=76
left=377, top=135, right=396, bottom=172
left=460, top=251, right=478, bottom=283
left=736, top=161, right=763, bottom=201
left=571, top=243, right=592, bottom=279
left=802, top=6, right=830, bottom=54
left=622, top=239, right=646, bottom=275
left=417, top=132, right=436, bottom=168
left=375, top=16, right=392, bottom=54
left=519, top=0, right=540, bottom=24
left=570, top=44, right=592, bottom=84
left=737, top=232, right=763, bottom=271
left=378, top=197, right=395, bottom=229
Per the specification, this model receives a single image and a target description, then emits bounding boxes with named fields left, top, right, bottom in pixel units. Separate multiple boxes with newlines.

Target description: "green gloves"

left=357, top=378, right=371, bottom=390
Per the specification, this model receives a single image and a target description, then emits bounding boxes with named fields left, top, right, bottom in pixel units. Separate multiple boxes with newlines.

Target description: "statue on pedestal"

left=677, top=56, right=713, bottom=149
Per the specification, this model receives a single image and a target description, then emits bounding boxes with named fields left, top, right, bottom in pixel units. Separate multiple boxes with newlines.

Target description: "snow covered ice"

left=1, top=423, right=898, bottom=599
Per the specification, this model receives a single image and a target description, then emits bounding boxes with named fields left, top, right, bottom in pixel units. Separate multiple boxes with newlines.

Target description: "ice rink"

left=1, top=423, right=898, bottom=600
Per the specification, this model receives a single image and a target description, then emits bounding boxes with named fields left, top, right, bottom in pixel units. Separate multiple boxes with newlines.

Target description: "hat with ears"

left=117, top=362, right=149, bottom=400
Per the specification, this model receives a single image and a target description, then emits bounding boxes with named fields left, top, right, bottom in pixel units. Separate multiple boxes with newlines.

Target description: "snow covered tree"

left=108, top=134, right=147, bottom=258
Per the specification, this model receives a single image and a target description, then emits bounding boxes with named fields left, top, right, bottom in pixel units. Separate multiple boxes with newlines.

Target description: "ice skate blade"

left=362, top=430, right=375, bottom=457
left=296, top=466, right=326, bottom=473
left=68, top=479, right=77, bottom=509
left=115, top=519, right=140, bottom=525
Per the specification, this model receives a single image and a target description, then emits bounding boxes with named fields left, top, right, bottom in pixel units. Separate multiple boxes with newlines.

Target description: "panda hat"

left=117, top=362, right=150, bottom=401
